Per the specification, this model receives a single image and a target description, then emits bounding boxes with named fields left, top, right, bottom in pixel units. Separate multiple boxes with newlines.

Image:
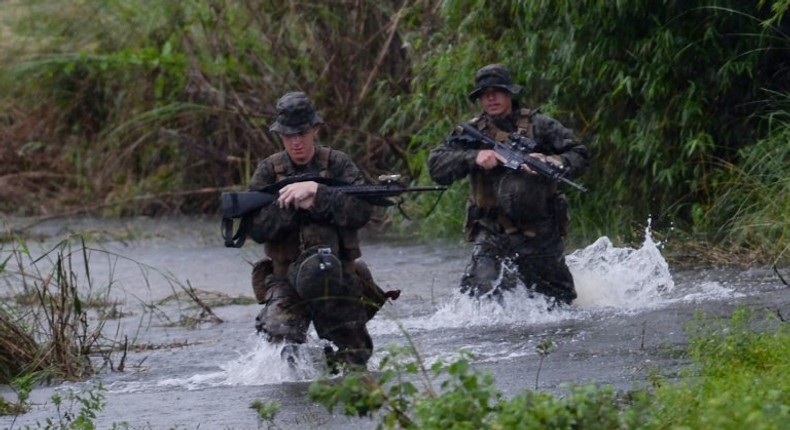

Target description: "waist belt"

left=477, top=207, right=538, bottom=237
left=496, top=212, right=537, bottom=237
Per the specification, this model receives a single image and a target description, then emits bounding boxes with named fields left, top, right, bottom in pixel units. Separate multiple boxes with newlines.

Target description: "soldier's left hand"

left=521, top=153, right=564, bottom=174
left=278, top=181, right=318, bottom=209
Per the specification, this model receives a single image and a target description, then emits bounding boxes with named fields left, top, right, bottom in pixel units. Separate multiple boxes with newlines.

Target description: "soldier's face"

left=480, top=88, right=512, bottom=116
left=281, top=126, right=318, bottom=165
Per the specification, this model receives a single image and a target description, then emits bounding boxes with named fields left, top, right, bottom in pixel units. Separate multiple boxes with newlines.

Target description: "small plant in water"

left=309, top=345, right=500, bottom=429
left=9, top=383, right=129, bottom=429
left=0, top=373, right=36, bottom=416
left=250, top=399, right=281, bottom=429
left=0, top=237, right=111, bottom=381
left=0, top=393, right=29, bottom=417
left=535, top=336, right=555, bottom=389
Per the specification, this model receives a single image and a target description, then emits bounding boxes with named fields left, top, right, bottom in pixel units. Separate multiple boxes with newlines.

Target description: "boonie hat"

left=269, top=91, right=324, bottom=135
left=468, top=64, right=522, bottom=101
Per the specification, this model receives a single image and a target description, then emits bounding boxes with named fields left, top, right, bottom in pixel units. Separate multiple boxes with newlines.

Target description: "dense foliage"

left=0, top=0, right=788, bottom=262
left=0, top=0, right=416, bottom=215
left=394, top=0, right=790, bottom=255
left=308, top=308, right=789, bottom=429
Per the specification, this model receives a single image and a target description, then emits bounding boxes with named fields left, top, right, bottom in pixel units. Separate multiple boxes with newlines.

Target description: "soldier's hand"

left=476, top=149, right=505, bottom=170
left=278, top=181, right=318, bottom=209
left=520, top=153, right=564, bottom=174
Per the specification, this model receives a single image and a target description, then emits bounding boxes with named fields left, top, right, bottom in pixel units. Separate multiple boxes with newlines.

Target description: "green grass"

left=308, top=307, right=790, bottom=429
left=643, top=308, right=790, bottom=430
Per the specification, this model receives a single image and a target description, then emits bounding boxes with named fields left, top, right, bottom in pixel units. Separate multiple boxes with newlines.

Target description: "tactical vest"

left=468, top=108, right=535, bottom=210
left=466, top=109, right=556, bottom=236
left=265, top=146, right=362, bottom=274
left=271, top=145, right=331, bottom=181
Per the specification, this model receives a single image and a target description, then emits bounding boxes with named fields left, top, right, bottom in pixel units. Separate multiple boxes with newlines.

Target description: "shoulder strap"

left=272, top=151, right=288, bottom=182
left=316, top=146, right=331, bottom=178
left=471, top=114, right=512, bottom=141
left=516, top=108, right=535, bottom=138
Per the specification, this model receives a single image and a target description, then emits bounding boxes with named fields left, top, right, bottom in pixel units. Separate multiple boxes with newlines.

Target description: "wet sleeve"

left=308, top=151, right=372, bottom=229
left=427, top=132, right=480, bottom=185
left=246, top=158, right=298, bottom=243
left=532, top=114, right=591, bottom=180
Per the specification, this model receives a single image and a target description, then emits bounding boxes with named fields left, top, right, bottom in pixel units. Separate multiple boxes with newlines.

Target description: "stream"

left=1, top=216, right=788, bottom=429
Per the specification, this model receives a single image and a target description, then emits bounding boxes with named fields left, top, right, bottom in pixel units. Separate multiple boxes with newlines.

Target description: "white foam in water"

left=371, top=225, right=677, bottom=334
left=154, top=223, right=741, bottom=389
left=158, top=333, right=325, bottom=389
left=679, top=281, right=745, bottom=302
left=568, top=226, right=674, bottom=310
left=371, top=289, right=572, bottom=335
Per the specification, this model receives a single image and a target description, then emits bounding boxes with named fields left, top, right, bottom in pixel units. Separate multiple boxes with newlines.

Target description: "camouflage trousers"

left=460, top=221, right=577, bottom=306
left=253, top=259, right=392, bottom=369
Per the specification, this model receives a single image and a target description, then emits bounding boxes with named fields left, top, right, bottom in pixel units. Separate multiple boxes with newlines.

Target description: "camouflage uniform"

left=247, top=92, right=391, bottom=368
left=428, top=64, right=590, bottom=305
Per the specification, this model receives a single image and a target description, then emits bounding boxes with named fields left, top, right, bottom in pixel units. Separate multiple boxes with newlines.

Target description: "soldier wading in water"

left=428, top=64, right=590, bottom=306
left=247, top=92, right=397, bottom=371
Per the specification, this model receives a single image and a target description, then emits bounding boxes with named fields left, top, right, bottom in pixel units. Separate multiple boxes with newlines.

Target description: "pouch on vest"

left=496, top=171, right=551, bottom=226
left=300, top=224, right=340, bottom=254
left=288, top=245, right=345, bottom=314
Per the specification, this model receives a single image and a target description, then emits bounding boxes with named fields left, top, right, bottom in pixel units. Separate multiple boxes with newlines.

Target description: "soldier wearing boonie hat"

left=467, top=63, right=523, bottom=101
left=427, top=63, right=591, bottom=308
left=242, top=92, right=398, bottom=371
left=269, top=91, right=325, bottom=135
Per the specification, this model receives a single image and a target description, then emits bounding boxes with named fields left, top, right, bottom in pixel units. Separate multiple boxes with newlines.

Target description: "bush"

left=309, top=307, right=790, bottom=429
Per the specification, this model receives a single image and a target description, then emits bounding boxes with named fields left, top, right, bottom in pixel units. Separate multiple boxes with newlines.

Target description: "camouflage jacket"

left=427, top=109, right=590, bottom=238
left=248, top=145, right=372, bottom=273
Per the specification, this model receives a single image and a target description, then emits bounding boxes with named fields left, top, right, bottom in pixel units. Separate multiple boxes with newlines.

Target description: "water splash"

left=430, top=290, right=571, bottom=326
left=568, top=225, right=674, bottom=309
left=153, top=225, right=738, bottom=390
left=373, top=225, right=676, bottom=334
left=158, top=334, right=326, bottom=388
left=677, top=281, right=745, bottom=303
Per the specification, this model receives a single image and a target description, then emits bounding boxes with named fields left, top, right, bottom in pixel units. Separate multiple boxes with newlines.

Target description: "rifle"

left=220, top=175, right=447, bottom=248
left=457, top=122, right=588, bottom=193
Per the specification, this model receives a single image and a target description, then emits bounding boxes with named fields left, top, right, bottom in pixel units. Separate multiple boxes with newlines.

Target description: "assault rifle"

left=457, top=123, right=588, bottom=193
left=220, top=175, right=447, bottom=248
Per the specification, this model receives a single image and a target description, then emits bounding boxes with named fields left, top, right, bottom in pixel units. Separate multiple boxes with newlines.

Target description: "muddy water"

left=1, top=217, right=788, bottom=430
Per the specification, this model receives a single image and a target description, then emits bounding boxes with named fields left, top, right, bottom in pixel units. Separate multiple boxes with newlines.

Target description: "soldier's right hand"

left=278, top=181, right=318, bottom=209
left=476, top=149, right=506, bottom=170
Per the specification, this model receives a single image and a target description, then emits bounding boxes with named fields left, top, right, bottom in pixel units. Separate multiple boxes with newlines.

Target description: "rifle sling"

left=222, top=215, right=249, bottom=248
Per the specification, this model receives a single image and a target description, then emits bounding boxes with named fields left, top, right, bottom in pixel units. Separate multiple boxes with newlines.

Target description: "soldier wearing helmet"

left=428, top=64, right=590, bottom=306
left=246, top=92, right=397, bottom=370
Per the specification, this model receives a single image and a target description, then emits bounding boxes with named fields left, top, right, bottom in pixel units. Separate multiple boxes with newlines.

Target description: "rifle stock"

left=457, top=123, right=588, bottom=192
left=221, top=191, right=276, bottom=219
